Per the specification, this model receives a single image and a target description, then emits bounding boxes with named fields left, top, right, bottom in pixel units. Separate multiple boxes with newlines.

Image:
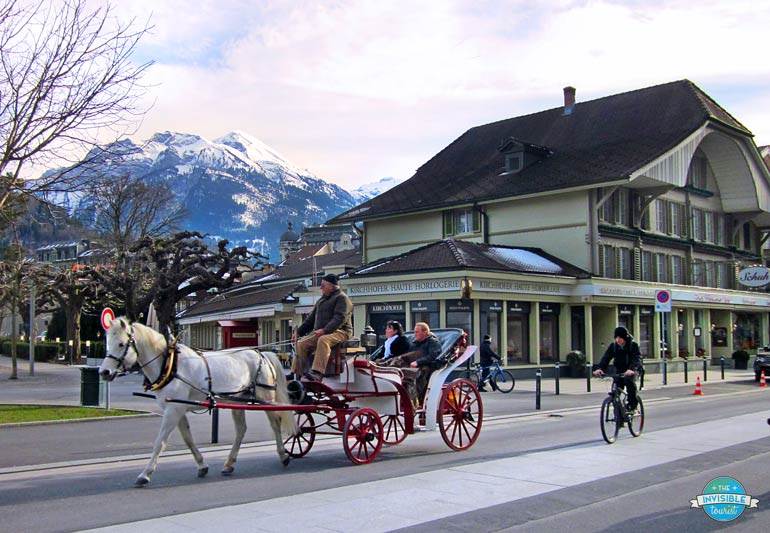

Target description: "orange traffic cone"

left=760, top=370, right=767, bottom=389
left=693, top=376, right=704, bottom=396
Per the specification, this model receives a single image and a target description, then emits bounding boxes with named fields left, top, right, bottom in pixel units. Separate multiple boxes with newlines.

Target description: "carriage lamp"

left=19, top=333, right=24, bottom=342
left=360, top=326, right=377, bottom=348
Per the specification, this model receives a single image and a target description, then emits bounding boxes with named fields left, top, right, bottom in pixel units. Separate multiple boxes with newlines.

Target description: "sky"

left=108, top=0, right=770, bottom=190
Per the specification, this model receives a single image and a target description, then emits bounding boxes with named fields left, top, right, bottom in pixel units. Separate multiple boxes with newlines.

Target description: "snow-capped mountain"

left=349, top=176, right=403, bottom=202
left=53, top=130, right=361, bottom=258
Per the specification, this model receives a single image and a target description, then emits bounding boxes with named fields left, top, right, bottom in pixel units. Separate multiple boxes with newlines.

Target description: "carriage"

left=175, top=328, right=483, bottom=465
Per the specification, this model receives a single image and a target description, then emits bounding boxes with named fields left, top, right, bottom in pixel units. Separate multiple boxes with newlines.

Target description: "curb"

left=0, top=408, right=157, bottom=429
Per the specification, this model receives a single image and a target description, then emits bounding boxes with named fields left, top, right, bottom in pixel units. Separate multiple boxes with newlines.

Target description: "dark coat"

left=597, top=339, right=642, bottom=374
left=480, top=341, right=501, bottom=366
left=410, top=334, right=443, bottom=367
left=373, top=335, right=410, bottom=361
left=297, top=288, right=353, bottom=336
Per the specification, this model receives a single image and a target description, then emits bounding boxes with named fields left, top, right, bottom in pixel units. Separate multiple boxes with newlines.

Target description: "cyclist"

left=479, top=334, right=502, bottom=392
left=592, top=326, right=642, bottom=412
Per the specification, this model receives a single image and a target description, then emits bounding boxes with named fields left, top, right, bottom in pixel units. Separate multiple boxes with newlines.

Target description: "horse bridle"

left=105, top=326, right=139, bottom=374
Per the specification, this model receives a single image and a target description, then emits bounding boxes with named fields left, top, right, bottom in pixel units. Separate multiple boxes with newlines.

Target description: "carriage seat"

left=353, top=358, right=404, bottom=379
left=323, top=339, right=366, bottom=376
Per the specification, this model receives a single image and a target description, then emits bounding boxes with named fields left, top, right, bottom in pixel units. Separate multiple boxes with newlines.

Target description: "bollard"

left=684, top=360, right=688, bottom=384
left=586, top=363, right=591, bottom=392
left=555, top=362, right=560, bottom=396
left=211, top=407, right=219, bottom=444
left=663, top=358, right=668, bottom=386
left=703, top=358, right=708, bottom=382
left=720, top=356, right=725, bottom=380
left=535, top=368, right=542, bottom=410
left=640, top=363, right=645, bottom=391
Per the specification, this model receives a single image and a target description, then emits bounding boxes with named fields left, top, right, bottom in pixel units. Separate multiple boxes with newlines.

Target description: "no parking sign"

left=101, top=307, right=115, bottom=330
left=655, top=290, right=672, bottom=313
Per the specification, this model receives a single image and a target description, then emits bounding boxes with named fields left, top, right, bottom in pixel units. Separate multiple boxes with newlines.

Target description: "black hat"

left=321, top=273, right=339, bottom=285
left=613, top=326, right=630, bottom=339
left=483, top=334, right=491, bottom=342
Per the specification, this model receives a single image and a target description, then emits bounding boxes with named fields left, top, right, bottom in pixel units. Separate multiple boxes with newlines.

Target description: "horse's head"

left=99, top=317, right=139, bottom=381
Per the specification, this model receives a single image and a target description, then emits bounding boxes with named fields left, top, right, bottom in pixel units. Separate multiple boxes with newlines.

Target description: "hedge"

left=0, top=340, right=105, bottom=361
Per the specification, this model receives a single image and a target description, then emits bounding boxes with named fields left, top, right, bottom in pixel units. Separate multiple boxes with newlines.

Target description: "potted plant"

left=566, top=350, right=586, bottom=378
left=679, top=348, right=690, bottom=359
left=732, top=350, right=750, bottom=370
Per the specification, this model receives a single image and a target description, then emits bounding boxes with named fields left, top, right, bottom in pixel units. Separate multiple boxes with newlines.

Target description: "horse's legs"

left=177, top=414, right=208, bottom=478
left=268, top=412, right=291, bottom=467
left=136, top=406, right=184, bottom=486
left=222, top=409, right=247, bottom=475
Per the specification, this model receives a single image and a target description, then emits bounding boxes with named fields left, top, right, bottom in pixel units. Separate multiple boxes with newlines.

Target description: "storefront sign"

left=738, top=266, right=770, bottom=288
left=639, top=306, right=654, bottom=316
left=476, top=279, right=567, bottom=295
left=348, top=278, right=460, bottom=296
left=619, top=305, right=634, bottom=316
left=447, top=300, right=472, bottom=312
left=480, top=300, right=503, bottom=313
left=507, top=301, right=531, bottom=314
left=410, top=300, right=439, bottom=312
left=540, top=303, right=561, bottom=315
left=369, top=302, right=405, bottom=314
left=231, top=332, right=256, bottom=339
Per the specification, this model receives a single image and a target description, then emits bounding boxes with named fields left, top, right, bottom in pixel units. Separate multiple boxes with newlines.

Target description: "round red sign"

left=101, top=307, right=115, bottom=330
left=656, top=291, right=670, bottom=303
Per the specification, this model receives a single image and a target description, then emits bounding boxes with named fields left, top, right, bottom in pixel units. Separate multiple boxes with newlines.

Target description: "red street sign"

left=655, top=289, right=672, bottom=312
left=101, top=308, right=116, bottom=330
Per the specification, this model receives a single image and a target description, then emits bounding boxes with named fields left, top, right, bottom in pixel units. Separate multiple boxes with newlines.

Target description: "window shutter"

left=598, top=245, right=605, bottom=277
left=633, top=247, right=641, bottom=280
left=443, top=211, right=454, bottom=236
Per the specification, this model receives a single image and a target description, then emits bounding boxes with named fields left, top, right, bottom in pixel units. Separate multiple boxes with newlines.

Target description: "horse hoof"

left=282, top=457, right=290, bottom=467
left=221, top=466, right=234, bottom=476
left=134, top=476, right=150, bottom=487
left=197, top=466, right=209, bottom=478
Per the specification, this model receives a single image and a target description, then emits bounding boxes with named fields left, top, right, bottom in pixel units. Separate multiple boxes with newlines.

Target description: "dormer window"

left=443, top=208, right=480, bottom=236
left=498, top=137, right=551, bottom=175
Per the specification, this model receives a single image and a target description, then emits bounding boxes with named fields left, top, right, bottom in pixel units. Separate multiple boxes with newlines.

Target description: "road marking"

left=82, top=409, right=770, bottom=533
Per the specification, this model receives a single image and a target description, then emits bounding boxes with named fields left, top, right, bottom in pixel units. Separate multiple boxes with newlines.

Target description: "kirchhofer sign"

left=738, top=267, right=770, bottom=288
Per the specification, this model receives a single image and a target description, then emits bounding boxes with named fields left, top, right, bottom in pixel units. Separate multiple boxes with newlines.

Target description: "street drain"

left=548, top=414, right=564, bottom=418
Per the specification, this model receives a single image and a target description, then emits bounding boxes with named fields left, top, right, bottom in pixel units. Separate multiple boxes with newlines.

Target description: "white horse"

left=98, top=317, right=297, bottom=486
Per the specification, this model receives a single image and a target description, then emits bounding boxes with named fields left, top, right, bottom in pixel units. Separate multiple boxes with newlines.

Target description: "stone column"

left=559, top=304, right=571, bottom=360
left=686, top=308, right=696, bottom=356
left=501, top=304, right=509, bottom=366
left=584, top=303, right=594, bottom=363
left=530, top=302, right=540, bottom=365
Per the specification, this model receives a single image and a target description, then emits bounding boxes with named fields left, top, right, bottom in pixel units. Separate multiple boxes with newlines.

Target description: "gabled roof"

left=330, top=80, right=752, bottom=223
left=347, top=239, right=588, bottom=278
left=253, top=248, right=361, bottom=284
left=179, top=282, right=303, bottom=319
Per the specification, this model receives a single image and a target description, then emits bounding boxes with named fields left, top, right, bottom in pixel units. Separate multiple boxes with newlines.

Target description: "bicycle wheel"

left=600, top=397, right=620, bottom=444
left=627, top=397, right=644, bottom=437
left=492, top=370, right=515, bottom=393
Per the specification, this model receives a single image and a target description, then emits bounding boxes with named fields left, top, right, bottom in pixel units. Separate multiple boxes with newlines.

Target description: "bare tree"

left=0, top=0, right=152, bottom=217
left=90, top=174, right=187, bottom=254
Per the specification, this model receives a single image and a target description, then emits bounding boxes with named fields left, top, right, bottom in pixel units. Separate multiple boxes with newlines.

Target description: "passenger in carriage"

left=382, top=322, right=442, bottom=406
left=372, top=320, right=410, bottom=362
left=292, top=273, right=353, bottom=382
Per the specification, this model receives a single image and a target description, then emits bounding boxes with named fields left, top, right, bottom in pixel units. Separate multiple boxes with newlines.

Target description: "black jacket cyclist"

left=593, top=326, right=642, bottom=410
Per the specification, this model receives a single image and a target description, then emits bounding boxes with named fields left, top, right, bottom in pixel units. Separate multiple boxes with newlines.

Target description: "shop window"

left=480, top=301, right=503, bottom=353
left=445, top=299, right=473, bottom=342
left=443, top=208, right=480, bottom=237
left=570, top=306, right=585, bottom=353
left=410, top=300, right=439, bottom=331
left=539, top=303, right=560, bottom=362
left=734, top=313, right=759, bottom=351
left=506, top=302, right=530, bottom=363
left=638, top=307, right=654, bottom=357
left=368, top=302, right=406, bottom=347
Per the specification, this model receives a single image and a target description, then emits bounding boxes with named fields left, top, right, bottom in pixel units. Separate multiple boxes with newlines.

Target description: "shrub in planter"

left=732, top=350, right=750, bottom=370
left=566, top=350, right=586, bottom=377
left=679, top=349, right=690, bottom=359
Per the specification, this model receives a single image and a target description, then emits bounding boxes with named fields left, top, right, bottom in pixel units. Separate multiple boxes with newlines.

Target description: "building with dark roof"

left=333, top=81, right=770, bottom=371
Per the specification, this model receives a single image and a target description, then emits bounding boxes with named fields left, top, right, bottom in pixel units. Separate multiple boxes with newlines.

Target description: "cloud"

left=118, top=0, right=770, bottom=189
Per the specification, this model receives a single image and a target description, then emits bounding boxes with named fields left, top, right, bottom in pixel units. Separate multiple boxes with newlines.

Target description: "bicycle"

left=468, top=361, right=516, bottom=393
left=597, top=373, right=644, bottom=444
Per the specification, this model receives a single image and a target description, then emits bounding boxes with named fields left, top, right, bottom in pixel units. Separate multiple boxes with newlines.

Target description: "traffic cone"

left=760, top=370, right=767, bottom=389
left=693, top=376, right=704, bottom=396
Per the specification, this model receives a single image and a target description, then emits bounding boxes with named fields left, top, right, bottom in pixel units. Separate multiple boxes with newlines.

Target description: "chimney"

left=563, top=86, right=576, bottom=115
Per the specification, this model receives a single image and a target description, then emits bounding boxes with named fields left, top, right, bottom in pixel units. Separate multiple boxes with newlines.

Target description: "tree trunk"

left=9, top=294, right=18, bottom=379
left=65, top=304, right=83, bottom=362
left=156, top=297, right=177, bottom=337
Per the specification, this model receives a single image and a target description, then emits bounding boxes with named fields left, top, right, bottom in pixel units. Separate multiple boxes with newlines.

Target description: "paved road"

left=2, top=385, right=769, bottom=532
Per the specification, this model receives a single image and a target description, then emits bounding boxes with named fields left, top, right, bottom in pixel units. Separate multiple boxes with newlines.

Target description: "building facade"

left=330, top=80, right=770, bottom=369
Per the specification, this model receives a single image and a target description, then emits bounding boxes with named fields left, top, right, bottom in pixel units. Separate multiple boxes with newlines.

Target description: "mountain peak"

left=215, top=130, right=288, bottom=166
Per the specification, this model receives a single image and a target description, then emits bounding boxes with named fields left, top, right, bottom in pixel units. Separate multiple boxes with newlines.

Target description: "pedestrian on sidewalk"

left=479, top=335, right=502, bottom=392
left=593, top=326, right=642, bottom=410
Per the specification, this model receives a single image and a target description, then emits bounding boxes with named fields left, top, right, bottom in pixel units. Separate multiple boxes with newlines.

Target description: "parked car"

left=753, top=347, right=770, bottom=381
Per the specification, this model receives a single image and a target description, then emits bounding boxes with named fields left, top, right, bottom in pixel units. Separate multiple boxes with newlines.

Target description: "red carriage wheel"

left=438, top=378, right=483, bottom=451
left=343, top=408, right=384, bottom=465
left=382, top=414, right=407, bottom=445
left=283, top=411, right=316, bottom=458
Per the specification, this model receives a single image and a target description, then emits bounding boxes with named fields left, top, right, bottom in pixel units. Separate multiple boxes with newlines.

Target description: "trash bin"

left=80, top=366, right=100, bottom=406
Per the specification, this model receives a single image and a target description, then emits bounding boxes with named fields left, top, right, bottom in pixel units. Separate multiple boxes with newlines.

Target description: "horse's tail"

left=263, top=351, right=299, bottom=437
